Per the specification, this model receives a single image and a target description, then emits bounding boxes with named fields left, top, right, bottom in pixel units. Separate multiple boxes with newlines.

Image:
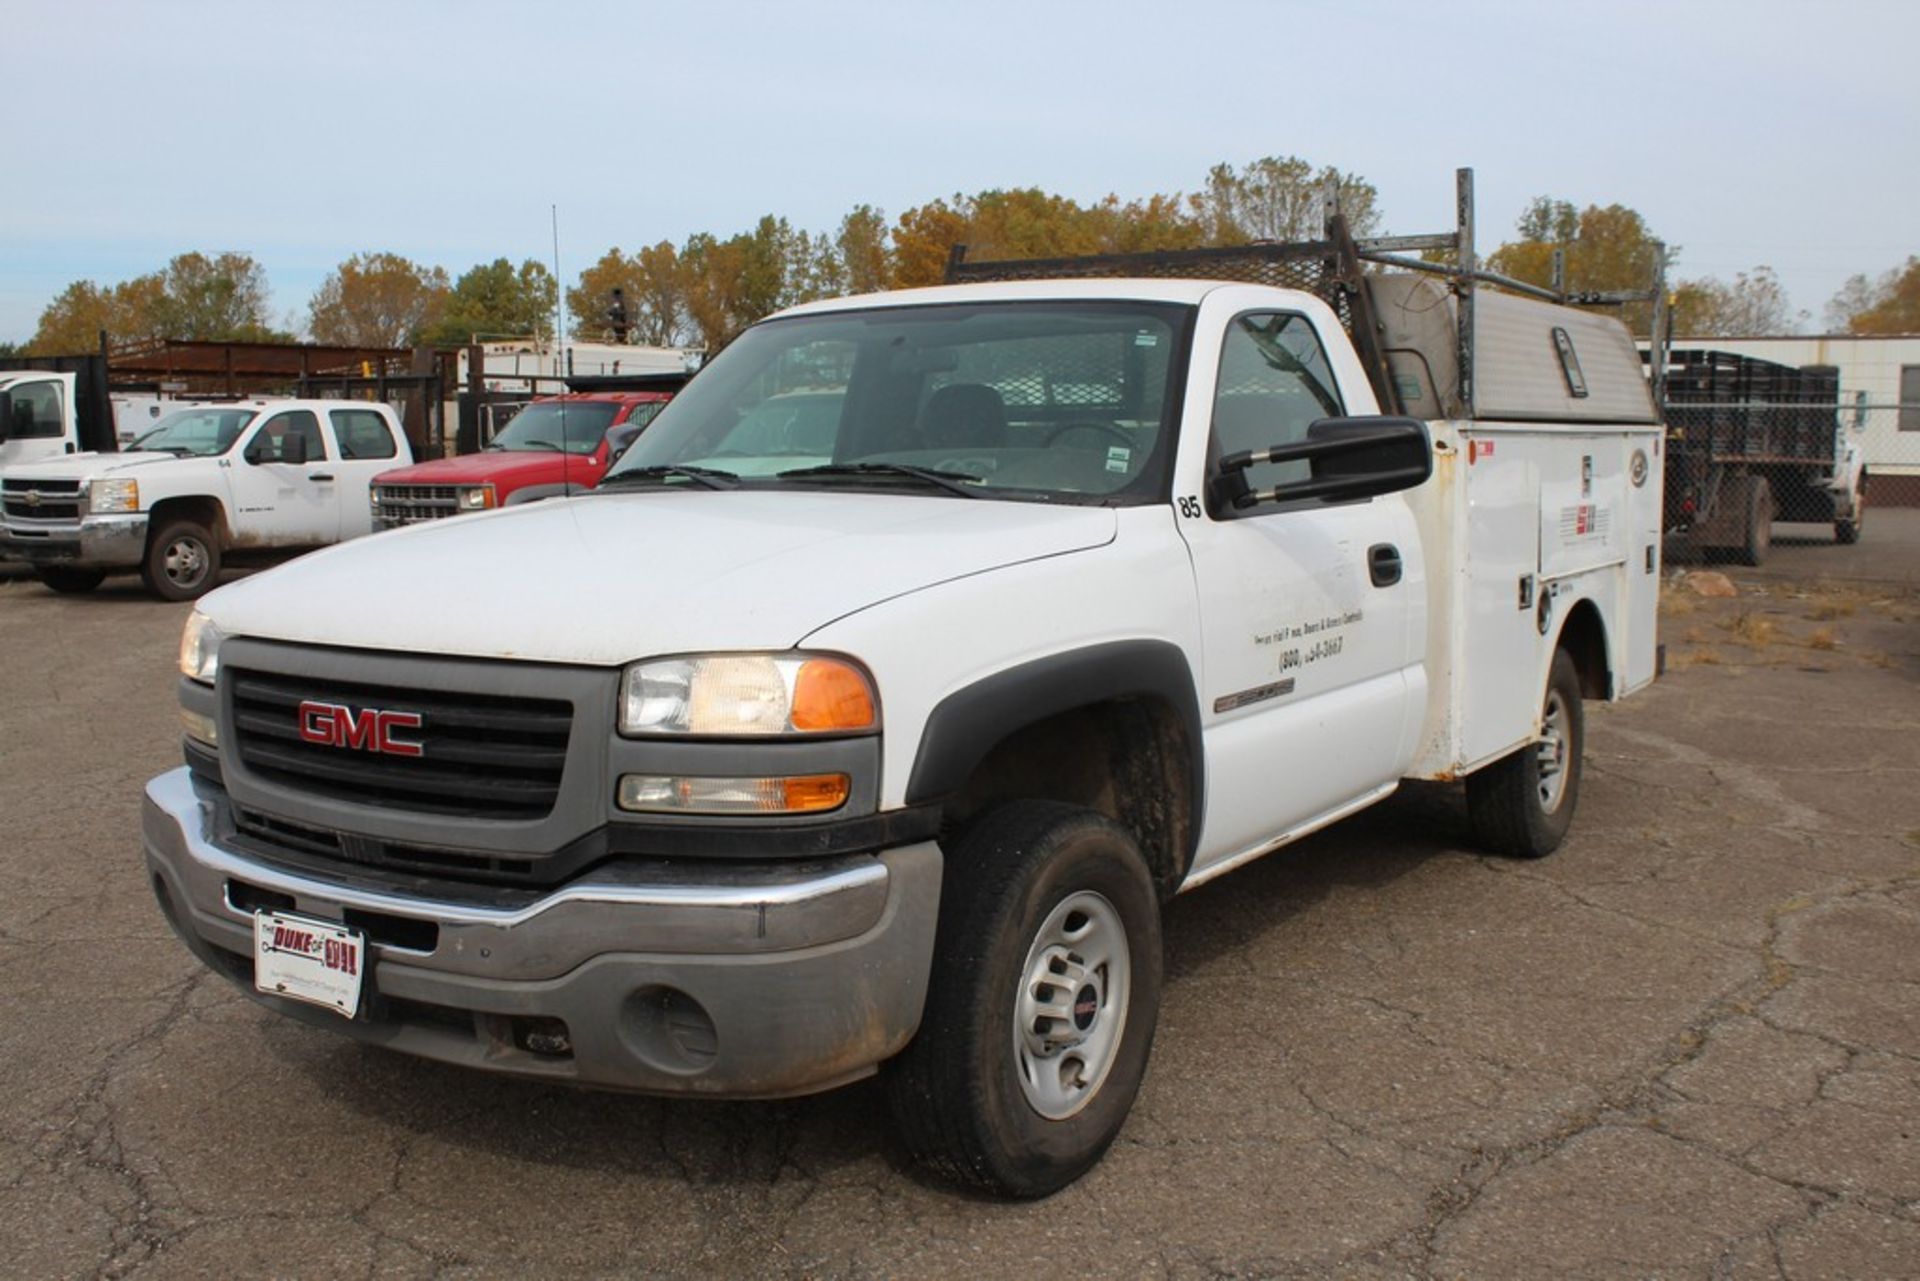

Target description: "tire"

left=141, top=520, right=221, bottom=601
left=1836, top=486, right=1864, bottom=545
left=887, top=800, right=1163, bottom=1198
left=36, top=567, right=106, bottom=593
left=1467, top=648, right=1584, bottom=859
left=1736, top=475, right=1772, bottom=567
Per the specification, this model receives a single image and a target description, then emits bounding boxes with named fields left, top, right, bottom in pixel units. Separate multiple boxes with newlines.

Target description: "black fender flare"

left=904, top=638, right=1205, bottom=850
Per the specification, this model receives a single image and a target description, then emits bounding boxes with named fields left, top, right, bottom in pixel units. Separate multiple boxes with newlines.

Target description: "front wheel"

left=141, top=520, right=221, bottom=601
left=1466, top=648, right=1584, bottom=859
left=887, top=801, right=1163, bottom=1198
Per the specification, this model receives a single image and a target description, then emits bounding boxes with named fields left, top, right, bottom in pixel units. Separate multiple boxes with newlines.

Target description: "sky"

left=2, top=0, right=1915, bottom=344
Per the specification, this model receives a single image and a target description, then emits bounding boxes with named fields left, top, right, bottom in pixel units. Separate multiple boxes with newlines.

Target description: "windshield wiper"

left=598, top=464, right=740, bottom=491
left=776, top=462, right=983, bottom=499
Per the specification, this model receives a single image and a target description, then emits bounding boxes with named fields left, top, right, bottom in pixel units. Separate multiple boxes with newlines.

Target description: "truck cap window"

left=604, top=301, right=1192, bottom=504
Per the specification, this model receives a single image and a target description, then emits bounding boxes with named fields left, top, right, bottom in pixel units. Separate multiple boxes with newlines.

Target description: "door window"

left=1210, top=313, right=1344, bottom=508
left=246, top=410, right=325, bottom=464
left=7, top=380, right=64, bottom=439
left=330, top=409, right=398, bottom=459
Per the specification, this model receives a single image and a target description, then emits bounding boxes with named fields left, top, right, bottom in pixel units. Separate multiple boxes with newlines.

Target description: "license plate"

left=253, top=910, right=365, bottom=1019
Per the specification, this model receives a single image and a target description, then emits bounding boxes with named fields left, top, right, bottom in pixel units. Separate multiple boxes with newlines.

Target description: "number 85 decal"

left=1176, top=496, right=1202, bottom=519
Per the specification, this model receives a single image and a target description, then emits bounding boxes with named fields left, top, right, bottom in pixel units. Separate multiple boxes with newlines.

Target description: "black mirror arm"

left=1219, top=426, right=1427, bottom=475
left=1231, top=464, right=1430, bottom=510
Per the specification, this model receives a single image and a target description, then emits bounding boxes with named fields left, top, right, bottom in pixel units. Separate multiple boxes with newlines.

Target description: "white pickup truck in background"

left=2, top=399, right=410, bottom=598
left=142, top=173, right=1664, bottom=1197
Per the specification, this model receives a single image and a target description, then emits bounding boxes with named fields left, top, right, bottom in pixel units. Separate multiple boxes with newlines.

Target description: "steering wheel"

left=1044, top=421, right=1133, bottom=450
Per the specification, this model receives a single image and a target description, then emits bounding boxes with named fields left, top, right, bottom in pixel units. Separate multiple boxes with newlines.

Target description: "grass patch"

left=1724, top=612, right=1779, bottom=646
left=1806, top=627, right=1837, bottom=651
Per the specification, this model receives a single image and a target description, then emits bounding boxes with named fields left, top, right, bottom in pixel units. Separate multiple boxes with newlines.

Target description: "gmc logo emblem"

left=297, top=700, right=425, bottom=757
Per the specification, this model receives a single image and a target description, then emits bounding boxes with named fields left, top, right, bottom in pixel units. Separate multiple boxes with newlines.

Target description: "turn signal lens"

left=180, top=708, right=218, bottom=747
left=616, top=773, right=851, bottom=815
left=791, top=659, right=877, bottom=732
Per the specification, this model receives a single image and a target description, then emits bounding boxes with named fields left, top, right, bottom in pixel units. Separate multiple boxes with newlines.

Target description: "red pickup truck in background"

left=371, top=391, right=670, bottom=528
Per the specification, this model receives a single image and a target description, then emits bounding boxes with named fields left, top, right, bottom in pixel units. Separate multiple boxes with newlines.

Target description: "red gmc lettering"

left=296, top=701, right=424, bottom=757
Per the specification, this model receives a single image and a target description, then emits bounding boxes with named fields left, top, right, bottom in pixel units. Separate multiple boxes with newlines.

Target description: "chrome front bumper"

left=1, top=512, right=148, bottom=568
left=142, top=767, right=942, bottom=1097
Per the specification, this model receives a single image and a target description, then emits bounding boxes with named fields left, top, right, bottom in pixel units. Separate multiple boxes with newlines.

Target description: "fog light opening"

left=512, top=1016, right=573, bottom=1058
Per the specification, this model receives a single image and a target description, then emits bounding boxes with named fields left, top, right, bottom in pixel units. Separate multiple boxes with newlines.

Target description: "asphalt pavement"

left=3, top=517, right=1917, bottom=1278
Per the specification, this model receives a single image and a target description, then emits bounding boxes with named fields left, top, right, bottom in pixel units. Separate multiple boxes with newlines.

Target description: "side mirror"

left=1214, top=416, right=1432, bottom=511
left=0, top=391, right=11, bottom=444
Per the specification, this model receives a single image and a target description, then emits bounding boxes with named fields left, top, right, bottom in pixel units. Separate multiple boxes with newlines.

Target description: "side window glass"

left=329, top=409, right=398, bottom=459
left=1211, top=313, right=1344, bottom=504
left=10, top=380, right=64, bottom=439
left=246, top=410, right=325, bottom=463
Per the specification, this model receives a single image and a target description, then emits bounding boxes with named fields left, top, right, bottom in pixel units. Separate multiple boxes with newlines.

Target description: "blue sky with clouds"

left=2, top=0, right=1914, bottom=342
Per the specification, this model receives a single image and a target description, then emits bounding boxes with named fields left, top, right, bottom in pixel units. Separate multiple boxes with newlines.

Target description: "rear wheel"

left=1467, top=648, right=1584, bottom=859
left=141, top=520, right=221, bottom=601
left=36, top=567, right=106, bottom=593
left=1736, top=475, right=1773, bottom=567
left=887, top=801, right=1163, bottom=1198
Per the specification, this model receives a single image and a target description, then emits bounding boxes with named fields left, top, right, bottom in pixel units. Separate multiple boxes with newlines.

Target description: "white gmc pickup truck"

left=2, top=399, right=409, bottom=598
left=143, top=212, right=1663, bottom=1196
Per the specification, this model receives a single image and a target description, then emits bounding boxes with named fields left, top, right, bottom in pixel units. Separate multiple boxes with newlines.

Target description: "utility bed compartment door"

left=1459, top=430, right=1543, bottom=769
left=1537, top=437, right=1628, bottom=581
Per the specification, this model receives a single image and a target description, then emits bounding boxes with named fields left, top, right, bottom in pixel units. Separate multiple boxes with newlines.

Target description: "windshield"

left=490, top=401, right=621, bottom=454
left=604, top=301, right=1192, bottom=504
left=130, top=408, right=258, bottom=456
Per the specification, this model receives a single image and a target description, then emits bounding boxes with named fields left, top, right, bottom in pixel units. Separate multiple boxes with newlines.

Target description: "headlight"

left=458, top=485, right=496, bottom=510
left=89, top=478, right=139, bottom=513
left=619, top=654, right=877, bottom=736
left=179, top=611, right=225, bottom=684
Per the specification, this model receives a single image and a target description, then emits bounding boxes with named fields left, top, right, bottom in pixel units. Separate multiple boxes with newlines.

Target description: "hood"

left=375, top=450, right=603, bottom=488
left=1, top=451, right=183, bottom=481
left=200, top=490, right=1116, bottom=665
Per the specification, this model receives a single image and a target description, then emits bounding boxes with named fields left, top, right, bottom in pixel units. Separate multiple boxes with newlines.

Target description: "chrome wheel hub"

left=1535, top=688, right=1570, bottom=813
left=1013, top=889, right=1131, bottom=1120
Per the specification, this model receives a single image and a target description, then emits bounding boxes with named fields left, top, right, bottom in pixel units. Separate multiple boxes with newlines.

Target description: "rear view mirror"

left=1214, top=416, right=1432, bottom=511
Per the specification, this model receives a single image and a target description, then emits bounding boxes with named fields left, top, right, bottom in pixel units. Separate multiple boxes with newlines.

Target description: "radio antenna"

left=552, top=204, right=570, bottom=498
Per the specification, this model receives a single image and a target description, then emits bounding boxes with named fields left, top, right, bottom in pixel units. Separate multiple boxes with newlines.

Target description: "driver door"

left=1178, top=311, right=1422, bottom=875
left=227, top=410, right=338, bottom=545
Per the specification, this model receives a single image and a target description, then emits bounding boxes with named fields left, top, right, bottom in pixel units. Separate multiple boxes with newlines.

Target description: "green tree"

left=308, top=252, right=450, bottom=347
left=149, top=252, right=277, bottom=340
left=1488, top=198, right=1667, bottom=335
left=424, top=258, right=556, bottom=346
left=28, top=252, right=283, bottom=353
left=1826, top=256, right=1920, bottom=334
left=836, top=205, right=892, bottom=295
left=1190, top=156, right=1380, bottom=243
left=1668, top=266, right=1802, bottom=336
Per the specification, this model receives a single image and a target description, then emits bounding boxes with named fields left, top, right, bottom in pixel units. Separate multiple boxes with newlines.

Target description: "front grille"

left=375, top=484, right=459, bottom=526
left=2, top=477, right=85, bottom=522
left=228, top=668, right=571, bottom=820
left=231, top=806, right=539, bottom=883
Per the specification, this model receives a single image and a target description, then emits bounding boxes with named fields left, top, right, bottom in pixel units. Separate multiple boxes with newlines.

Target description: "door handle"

left=308, top=472, right=336, bottom=482
left=1368, top=543, right=1402, bottom=587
